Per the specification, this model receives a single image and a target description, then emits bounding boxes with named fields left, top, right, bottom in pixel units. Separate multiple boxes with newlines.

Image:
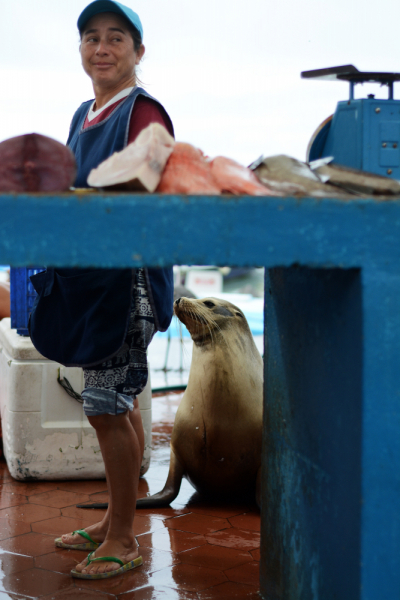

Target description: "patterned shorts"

left=81, top=268, right=156, bottom=416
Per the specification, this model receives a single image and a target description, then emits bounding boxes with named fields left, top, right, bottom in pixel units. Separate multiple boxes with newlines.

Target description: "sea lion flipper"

left=255, top=466, right=261, bottom=508
left=136, top=448, right=184, bottom=508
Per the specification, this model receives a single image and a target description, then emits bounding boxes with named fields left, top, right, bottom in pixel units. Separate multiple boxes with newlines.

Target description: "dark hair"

left=125, top=22, right=142, bottom=52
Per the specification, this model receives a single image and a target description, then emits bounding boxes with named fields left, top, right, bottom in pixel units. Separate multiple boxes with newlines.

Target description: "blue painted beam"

left=0, top=193, right=399, bottom=268
left=0, top=192, right=399, bottom=599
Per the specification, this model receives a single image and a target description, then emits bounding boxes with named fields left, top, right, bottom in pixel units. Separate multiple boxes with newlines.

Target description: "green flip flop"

left=71, top=551, right=143, bottom=579
left=55, top=529, right=101, bottom=551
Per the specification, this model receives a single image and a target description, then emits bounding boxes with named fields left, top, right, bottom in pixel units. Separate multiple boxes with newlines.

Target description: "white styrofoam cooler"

left=0, top=318, right=152, bottom=480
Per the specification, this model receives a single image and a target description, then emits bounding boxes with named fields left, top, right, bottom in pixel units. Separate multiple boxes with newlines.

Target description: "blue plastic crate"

left=10, top=267, right=45, bottom=336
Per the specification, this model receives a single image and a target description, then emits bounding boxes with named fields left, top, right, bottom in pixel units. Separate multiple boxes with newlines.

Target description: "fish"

left=210, top=156, right=276, bottom=196
left=313, top=162, right=400, bottom=196
left=87, top=123, right=175, bottom=192
left=0, top=133, right=76, bottom=193
left=157, top=142, right=221, bottom=194
left=251, top=154, right=345, bottom=197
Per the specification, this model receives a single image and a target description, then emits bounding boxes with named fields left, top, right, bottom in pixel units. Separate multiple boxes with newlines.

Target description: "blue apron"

left=29, top=87, right=174, bottom=367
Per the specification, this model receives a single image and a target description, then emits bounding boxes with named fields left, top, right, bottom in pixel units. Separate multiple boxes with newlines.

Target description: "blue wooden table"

left=1, top=193, right=399, bottom=600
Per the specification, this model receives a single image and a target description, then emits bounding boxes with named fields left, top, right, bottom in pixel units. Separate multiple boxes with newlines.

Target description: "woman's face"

left=80, top=13, right=144, bottom=90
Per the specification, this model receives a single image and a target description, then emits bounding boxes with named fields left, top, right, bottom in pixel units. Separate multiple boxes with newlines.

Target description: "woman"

left=29, top=0, right=174, bottom=580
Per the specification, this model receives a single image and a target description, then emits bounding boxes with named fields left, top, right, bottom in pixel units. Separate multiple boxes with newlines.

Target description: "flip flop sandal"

left=71, top=551, right=143, bottom=579
left=55, top=529, right=101, bottom=551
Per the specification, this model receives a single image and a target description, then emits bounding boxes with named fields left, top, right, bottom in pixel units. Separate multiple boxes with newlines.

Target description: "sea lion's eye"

left=236, top=312, right=244, bottom=318
left=203, top=301, right=216, bottom=308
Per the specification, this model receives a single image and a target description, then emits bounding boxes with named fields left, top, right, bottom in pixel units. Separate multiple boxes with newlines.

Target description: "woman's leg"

left=60, top=396, right=144, bottom=548
left=129, top=396, right=145, bottom=470
left=60, top=507, right=110, bottom=546
left=76, top=406, right=141, bottom=575
left=64, top=396, right=144, bottom=555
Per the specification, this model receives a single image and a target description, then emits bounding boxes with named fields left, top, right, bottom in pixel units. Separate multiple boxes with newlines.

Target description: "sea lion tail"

left=76, top=449, right=185, bottom=510
left=76, top=502, right=109, bottom=509
left=136, top=448, right=185, bottom=508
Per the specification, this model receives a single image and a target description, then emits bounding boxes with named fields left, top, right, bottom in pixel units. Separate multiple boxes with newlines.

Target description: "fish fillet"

left=157, top=143, right=220, bottom=194
left=87, top=123, right=175, bottom=192
left=210, top=156, right=276, bottom=196
left=0, top=133, right=76, bottom=193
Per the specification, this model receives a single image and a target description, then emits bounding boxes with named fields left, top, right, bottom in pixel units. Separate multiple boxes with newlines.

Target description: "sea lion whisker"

left=176, top=316, right=189, bottom=360
left=187, top=306, right=205, bottom=324
left=194, top=305, right=226, bottom=345
left=195, top=306, right=223, bottom=337
left=190, top=304, right=215, bottom=343
left=186, top=306, right=206, bottom=340
left=187, top=306, right=200, bottom=325
left=179, top=323, right=191, bottom=367
left=176, top=315, right=191, bottom=358
left=192, top=307, right=209, bottom=328
left=174, top=314, right=182, bottom=334
left=197, top=310, right=215, bottom=344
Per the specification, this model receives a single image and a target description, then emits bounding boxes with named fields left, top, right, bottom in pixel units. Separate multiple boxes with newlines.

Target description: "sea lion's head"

left=174, top=296, right=250, bottom=346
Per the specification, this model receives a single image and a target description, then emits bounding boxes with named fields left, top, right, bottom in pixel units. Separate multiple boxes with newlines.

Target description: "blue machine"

left=303, top=64, right=400, bottom=178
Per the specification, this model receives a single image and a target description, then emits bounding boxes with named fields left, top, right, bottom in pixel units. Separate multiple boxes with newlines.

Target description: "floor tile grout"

left=0, top=391, right=261, bottom=599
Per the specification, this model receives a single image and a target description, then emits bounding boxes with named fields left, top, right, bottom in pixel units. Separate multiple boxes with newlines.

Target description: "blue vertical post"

left=360, top=266, right=400, bottom=599
left=261, top=267, right=363, bottom=599
left=260, top=265, right=400, bottom=600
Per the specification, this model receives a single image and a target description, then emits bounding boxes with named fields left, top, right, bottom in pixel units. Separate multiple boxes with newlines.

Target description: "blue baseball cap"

left=78, top=1, right=143, bottom=40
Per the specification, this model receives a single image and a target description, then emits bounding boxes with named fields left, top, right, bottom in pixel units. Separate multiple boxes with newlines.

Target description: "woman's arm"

left=128, top=96, right=174, bottom=144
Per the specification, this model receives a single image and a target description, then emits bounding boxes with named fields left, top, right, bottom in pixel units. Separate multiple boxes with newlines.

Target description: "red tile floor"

left=0, top=392, right=260, bottom=599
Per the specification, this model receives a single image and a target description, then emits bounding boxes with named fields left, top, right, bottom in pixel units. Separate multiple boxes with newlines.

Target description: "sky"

left=2, top=0, right=400, bottom=166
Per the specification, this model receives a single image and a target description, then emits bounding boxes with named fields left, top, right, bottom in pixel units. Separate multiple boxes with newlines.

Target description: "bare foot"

left=75, top=537, right=140, bottom=575
left=61, top=521, right=108, bottom=546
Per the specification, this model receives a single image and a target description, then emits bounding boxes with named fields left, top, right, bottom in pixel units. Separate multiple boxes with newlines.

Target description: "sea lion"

left=137, top=296, right=264, bottom=507
left=77, top=296, right=263, bottom=511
